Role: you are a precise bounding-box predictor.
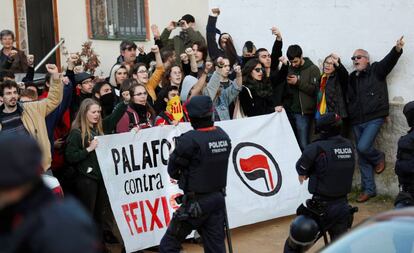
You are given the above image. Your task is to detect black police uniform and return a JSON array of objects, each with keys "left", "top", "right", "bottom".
[
  {"left": 395, "top": 101, "right": 414, "bottom": 208},
  {"left": 0, "top": 134, "right": 99, "bottom": 253},
  {"left": 284, "top": 113, "right": 356, "bottom": 253},
  {"left": 159, "top": 96, "right": 232, "bottom": 253}
]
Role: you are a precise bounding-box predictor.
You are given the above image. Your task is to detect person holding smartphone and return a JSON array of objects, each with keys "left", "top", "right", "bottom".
[
  {"left": 160, "top": 14, "right": 206, "bottom": 64},
  {"left": 282, "top": 45, "right": 320, "bottom": 151}
]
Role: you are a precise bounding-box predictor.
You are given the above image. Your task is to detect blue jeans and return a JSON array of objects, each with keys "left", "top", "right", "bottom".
[
  {"left": 352, "top": 118, "right": 385, "bottom": 196},
  {"left": 287, "top": 113, "right": 311, "bottom": 150}
]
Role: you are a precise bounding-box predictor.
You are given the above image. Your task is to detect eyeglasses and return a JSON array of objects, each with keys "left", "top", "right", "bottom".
[
  {"left": 351, "top": 55, "right": 366, "bottom": 61},
  {"left": 137, "top": 70, "right": 148, "bottom": 74},
  {"left": 254, "top": 67, "right": 264, "bottom": 73},
  {"left": 133, "top": 92, "right": 147, "bottom": 97}
]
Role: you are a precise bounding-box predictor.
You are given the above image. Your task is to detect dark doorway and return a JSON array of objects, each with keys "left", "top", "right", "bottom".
[{"left": 25, "top": 0, "right": 56, "bottom": 73}]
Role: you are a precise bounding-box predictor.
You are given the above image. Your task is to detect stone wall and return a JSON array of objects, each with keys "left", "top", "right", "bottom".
[{"left": 352, "top": 102, "right": 410, "bottom": 197}]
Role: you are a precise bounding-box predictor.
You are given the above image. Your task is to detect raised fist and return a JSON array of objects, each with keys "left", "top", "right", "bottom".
[
  {"left": 216, "top": 57, "right": 224, "bottom": 67},
  {"left": 211, "top": 8, "right": 221, "bottom": 16},
  {"left": 68, "top": 53, "right": 79, "bottom": 63},
  {"left": 330, "top": 53, "right": 340, "bottom": 66},
  {"left": 204, "top": 61, "right": 213, "bottom": 73},
  {"left": 150, "top": 45, "right": 159, "bottom": 53},
  {"left": 167, "top": 21, "right": 176, "bottom": 31},
  {"left": 271, "top": 26, "right": 282, "bottom": 39},
  {"left": 151, "top": 24, "right": 160, "bottom": 38},
  {"left": 137, "top": 45, "right": 145, "bottom": 54},
  {"left": 27, "top": 54, "right": 34, "bottom": 67},
  {"left": 180, "top": 53, "right": 189, "bottom": 63},
  {"left": 233, "top": 64, "right": 241, "bottom": 74},
  {"left": 185, "top": 47, "right": 194, "bottom": 56},
  {"left": 46, "top": 64, "right": 59, "bottom": 74},
  {"left": 279, "top": 56, "right": 288, "bottom": 65}
]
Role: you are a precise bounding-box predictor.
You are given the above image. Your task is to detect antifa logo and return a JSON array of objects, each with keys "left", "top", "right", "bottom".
[{"left": 233, "top": 142, "right": 282, "bottom": 196}]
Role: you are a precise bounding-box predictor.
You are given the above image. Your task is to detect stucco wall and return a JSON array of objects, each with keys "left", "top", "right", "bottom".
[
  {"left": 0, "top": 0, "right": 15, "bottom": 33},
  {"left": 57, "top": 0, "right": 209, "bottom": 75},
  {"left": 209, "top": 0, "right": 414, "bottom": 103},
  {"left": 210, "top": 0, "right": 413, "bottom": 196}
]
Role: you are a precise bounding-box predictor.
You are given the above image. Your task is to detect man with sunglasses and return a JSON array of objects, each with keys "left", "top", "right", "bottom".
[{"left": 347, "top": 36, "right": 405, "bottom": 203}]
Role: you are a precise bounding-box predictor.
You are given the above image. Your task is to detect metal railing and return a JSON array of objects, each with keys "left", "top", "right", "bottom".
[{"left": 34, "top": 38, "right": 65, "bottom": 72}]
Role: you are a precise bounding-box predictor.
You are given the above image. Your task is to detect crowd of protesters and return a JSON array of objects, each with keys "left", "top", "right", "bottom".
[{"left": 0, "top": 8, "right": 405, "bottom": 253}]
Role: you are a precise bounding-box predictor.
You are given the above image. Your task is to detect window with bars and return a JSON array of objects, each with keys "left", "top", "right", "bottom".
[{"left": 89, "top": 0, "right": 147, "bottom": 40}]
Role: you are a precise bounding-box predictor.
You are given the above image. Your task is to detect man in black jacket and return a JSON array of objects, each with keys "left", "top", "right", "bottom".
[{"left": 347, "top": 36, "right": 405, "bottom": 202}]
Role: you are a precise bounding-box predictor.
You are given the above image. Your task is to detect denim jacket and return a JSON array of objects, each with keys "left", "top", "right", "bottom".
[{"left": 203, "top": 71, "right": 242, "bottom": 121}]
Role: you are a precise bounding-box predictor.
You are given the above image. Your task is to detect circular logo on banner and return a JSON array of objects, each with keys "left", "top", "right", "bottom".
[{"left": 232, "top": 142, "right": 282, "bottom": 196}]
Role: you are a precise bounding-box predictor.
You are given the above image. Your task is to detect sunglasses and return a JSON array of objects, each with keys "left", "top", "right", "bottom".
[
  {"left": 133, "top": 91, "right": 147, "bottom": 97},
  {"left": 351, "top": 55, "right": 366, "bottom": 61},
  {"left": 254, "top": 67, "right": 264, "bottom": 73}
]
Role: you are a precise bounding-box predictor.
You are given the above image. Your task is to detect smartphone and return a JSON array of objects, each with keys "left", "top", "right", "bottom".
[{"left": 172, "top": 21, "right": 182, "bottom": 27}]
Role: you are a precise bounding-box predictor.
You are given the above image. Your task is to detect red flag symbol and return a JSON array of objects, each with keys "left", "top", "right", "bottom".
[{"left": 240, "top": 154, "right": 274, "bottom": 191}]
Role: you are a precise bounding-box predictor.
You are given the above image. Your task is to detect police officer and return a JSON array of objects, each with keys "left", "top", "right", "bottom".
[
  {"left": 284, "top": 113, "right": 356, "bottom": 253},
  {"left": 394, "top": 101, "right": 414, "bottom": 208},
  {"left": 159, "top": 96, "right": 232, "bottom": 253},
  {"left": 0, "top": 134, "right": 99, "bottom": 253}
]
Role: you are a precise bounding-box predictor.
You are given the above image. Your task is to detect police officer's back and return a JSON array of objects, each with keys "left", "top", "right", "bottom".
[
  {"left": 160, "top": 96, "right": 231, "bottom": 253},
  {"left": 395, "top": 101, "right": 414, "bottom": 208},
  {"left": 0, "top": 134, "right": 99, "bottom": 253},
  {"left": 297, "top": 114, "right": 355, "bottom": 199},
  {"left": 284, "top": 113, "right": 356, "bottom": 253}
]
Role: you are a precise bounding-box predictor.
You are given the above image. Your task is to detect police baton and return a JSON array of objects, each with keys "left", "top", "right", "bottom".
[{"left": 223, "top": 190, "right": 233, "bottom": 253}]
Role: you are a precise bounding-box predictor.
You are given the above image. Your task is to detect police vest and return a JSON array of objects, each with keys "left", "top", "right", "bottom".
[
  {"left": 308, "top": 136, "right": 355, "bottom": 197},
  {"left": 184, "top": 127, "right": 231, "bottom": 193}
]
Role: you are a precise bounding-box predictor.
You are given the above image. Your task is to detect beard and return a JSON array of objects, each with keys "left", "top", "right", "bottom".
[{"left": 7, "top": 100, "right": 17, "bottom": 107}]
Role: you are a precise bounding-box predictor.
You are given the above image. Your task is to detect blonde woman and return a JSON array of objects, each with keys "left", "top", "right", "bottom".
[{"left": 65, "top": 98, "right": 125, "bottom": 250}]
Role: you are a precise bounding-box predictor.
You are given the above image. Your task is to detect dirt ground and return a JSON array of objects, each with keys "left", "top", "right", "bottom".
[{"left": 174, "top": 196, "right": 394, "bottom": 253}]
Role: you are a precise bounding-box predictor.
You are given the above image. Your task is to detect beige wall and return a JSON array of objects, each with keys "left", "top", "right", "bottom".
[
  {"left": 57, "top": 0, "right": 209, "bottom": 76},
  {"left": 0, "top": 0, "right": 15, "bottom": 33}
]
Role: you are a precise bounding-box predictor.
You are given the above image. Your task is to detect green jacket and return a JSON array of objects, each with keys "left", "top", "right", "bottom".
[
  {"left": 283, "top": 58, "right": 320, "bottom": 115},
  {"left": 160, "top": 28, "right": 206, "bottom": 64},
  {"left": 65, "top": 102, "right": 127, "bottom": 180}
]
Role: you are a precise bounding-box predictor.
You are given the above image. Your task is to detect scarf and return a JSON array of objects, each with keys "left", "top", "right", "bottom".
[
  {"left": 166, "top": 96, "right": 184, "bottom": 121},
  {"left": 315, "top": 74, "right": 327, "bottom": 119},
  {"left": 130, "top": 103, "right": 149, "bottom": 124},
  {"left": 244, "top": 79, "right": 273, "bottom": 98}
]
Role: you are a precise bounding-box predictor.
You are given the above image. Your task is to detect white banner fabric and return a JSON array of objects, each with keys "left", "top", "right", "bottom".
[{"left": 96, "top": 111, "right": 310, "bottom": 252}]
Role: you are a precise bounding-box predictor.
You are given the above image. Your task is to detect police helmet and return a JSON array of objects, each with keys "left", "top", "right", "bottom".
[
  {"left": 316, "top": 113, "right": 341, "bottom": 134},
  {"left": 403, "top": 101, "right": 414, "bottom": 127},
  {"left": 288, "top": 215, "right": 320, "bottom": 249},
  {"left": 0, "top": 134, "right": 42, "bottom": 188}
]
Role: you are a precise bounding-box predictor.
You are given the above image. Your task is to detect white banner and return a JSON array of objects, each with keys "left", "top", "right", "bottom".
[{"left": 96, "top": 111, "right": 310, "bottom": 252}]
